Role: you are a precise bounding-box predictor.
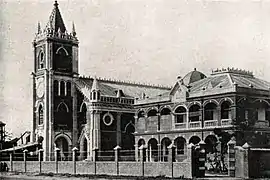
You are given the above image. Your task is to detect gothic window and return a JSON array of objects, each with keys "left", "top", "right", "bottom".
[
  {"left": 60, "top": 81, "right": 65, "bottom": 96},
  {"left": 38, "top": 105, "right": 44, "bottom": 125},
  {"left": 38, "top": 51, "right": 45, "bottom": 69},
  {"left": 54, "top": 80, "right": 59, "bottom": 96},
  {"left": 66, "top": 82, "right": 71, "bottom": 96}
]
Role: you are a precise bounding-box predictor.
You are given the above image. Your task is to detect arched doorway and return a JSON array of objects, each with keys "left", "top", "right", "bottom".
[
  {"left": 55, "top": 136, "right": 70, "bottom": 161},
  {"left": 122, "top": 122, "right": 135, "bottom": 150},
  {"left": 174, "top": 137, "right": 187, "bottom": 162}
]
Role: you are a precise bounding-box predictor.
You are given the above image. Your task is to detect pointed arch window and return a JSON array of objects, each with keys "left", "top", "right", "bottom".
[
  {"left": 38, "top": 105, "right": 44, "bottom": 125},
  {"left": 60, "top": 81, "right": 65, "bottom": 96},
  {"left": 38, "top": 51, "right": 45, "bottom": 69},
  {"left": 66, "top": 82, "right": 71, "bottom": 96}
]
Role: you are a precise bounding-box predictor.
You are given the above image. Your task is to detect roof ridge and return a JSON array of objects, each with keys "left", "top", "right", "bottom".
[{"left": 78, "top": 75, "right": 172, "bottom": 89}]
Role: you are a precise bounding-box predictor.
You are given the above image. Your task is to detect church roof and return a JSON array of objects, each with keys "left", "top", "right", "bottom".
[
  {"left": 75, "top": 77, "right": 171, "bottom": 100},
  {"left": 45, "top": 1, "right": 66, "bottom": 33}
]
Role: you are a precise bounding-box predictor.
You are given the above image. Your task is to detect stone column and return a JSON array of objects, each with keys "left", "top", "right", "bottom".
[
  {"left": 116, "top": 112, "right": 122, "bottom": 146},
  {"left": 227, "top": 139, "right": 236, "bottom": 177},
  {"left": 87, "top": 110, "right": 94, "bottom": 160},
  {"left": 72, "top": 147, "right": 78, "bottom": 175},
  {"left": 135, "top": 144, "right": 139, "bottom": 162},
  {"left": 93, "top": 111, "right": 101, "bottom": 149},
  {"left": 242, "top": 142, "right": 250, "bottom": 179},
  {"left": 31, "top": 73, "right": 36, "bottom": 142},
  {"left": 9, "top": 153, "right": 13, "bottom": 172},
  {"left": 43, "top": 69, "right": 50, "bottom": 161},
  {"left": 72, "top": 83, "right": 78, "bottom": 148},
  {"left": 186, "top": 143, "right": 194, "bottom": 179},
  {"left": 168, "top": 143, "right": 176, "bottom": 178},
  {"left": 157, "top": 143, "right": 161, "bottom": 162},
  {"left": 39, "top": 149, "right": 44, "bottom": 173},
  {"left": 114, "top": 145, "right": 121, "bottom": 175},
  {"left": 139, "top": 145, "right": 146, "bottom": 176},
  {"left": 23, "top": 149, "right": 28, "bottom": 173},
  {"left": 48, "top": 70, "right": 54, "bottom": 161},
  {"left": 217, "top": 107, "right": 221, "bottom": 126},
  {"left": 186, "top": 110, "right": 189, "bottom": 129}
]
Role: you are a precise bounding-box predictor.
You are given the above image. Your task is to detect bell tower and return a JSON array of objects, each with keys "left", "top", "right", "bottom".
[{"left": 32, "top": 1, "right": 79, "bottom": 161}]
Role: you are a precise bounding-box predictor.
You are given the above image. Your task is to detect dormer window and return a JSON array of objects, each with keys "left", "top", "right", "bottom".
[{"left": 38, "top": 51, "right": 45, "bottom": 69}]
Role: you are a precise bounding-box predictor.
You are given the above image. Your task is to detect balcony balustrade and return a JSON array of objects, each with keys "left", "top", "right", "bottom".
[
  {"left": 204, "top": 120, "right": 218, "bottom": 128},
  {"left": 189, "top": 121, "right": 201, "bottom": 129},
  {"left": 221, "top": 119, "right": 232, "bottom": 126}
]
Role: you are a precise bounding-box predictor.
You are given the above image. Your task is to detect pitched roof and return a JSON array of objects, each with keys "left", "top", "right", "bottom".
[
  {"left": 0, "top": 121, "right": 5, "bottom": 126},
  {"left": 45, "top": 1, "right": 66, "bottom": 33},
  {"left": 75, "top": 77, "right": 170, "bottom": 100}
]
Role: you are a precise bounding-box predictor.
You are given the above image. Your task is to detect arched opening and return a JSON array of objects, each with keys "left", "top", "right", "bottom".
[
  {"left": 161, "top": 108, "right": 171, "bottom": 115},
  {"left": 204, "top": 103, "right": 218, "bottom": 120},
  {"left": 38, "top": 105, "right": 44, "bottom": 125},
  {"left": 78, "top": 103, "right": 87, "bottom": 132},
  {"left": 221, "top": 101, "right": 231, "bottom": 119},
  {"left": 189, "top": 104, "right": 201, "bottom": 122},
  {"left": 138, "top": 139, "right": 145, "bottom": 147},
  {"left": 148, "top": 138, "right": 158, "bottom": 162},
  {"left": 83, "top": 138, "right": 87, "bottom": 160},
  {"left": 161, "top": 137, "right": 172, "bottom": 162},
  {"left": 54, "top": 80, "right": 59, "bottom": 96},
  {"left": 189, "top": 136, "right": 201, "bottom": 145},
  {"left": 60, "top": 81, "right": 65, "bottom": 96},
  {"left": 174, "top": 137, "right": 186, "bottom": 155},
  {"left": 55, "top": 137, "right": 70, "bottom": 161},
  {"left": 174, "top": 106, "right": 187, "bottom": 124},
  {"left": 147, "top": 109, "right": 158, "bottom": 132},
  {"left": 122, "top": 122, "right": 135, "bottom": 150},
  {"left": 147, "top": 109, "right": 157, "bottom": 117}
]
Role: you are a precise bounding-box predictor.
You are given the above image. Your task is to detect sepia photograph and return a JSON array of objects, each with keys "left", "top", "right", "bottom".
[{"left": 1, "top": 0, "right": 270, "bottom": 179}]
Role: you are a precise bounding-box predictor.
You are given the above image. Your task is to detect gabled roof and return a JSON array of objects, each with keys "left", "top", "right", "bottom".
[
  {"left": 45, "top": 1, "right": 66, "bottom": 33},
  {"left": 75, "top": 77, "right": 170, "bottom": 100}
]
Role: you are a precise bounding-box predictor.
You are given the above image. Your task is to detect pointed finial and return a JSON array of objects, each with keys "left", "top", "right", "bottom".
[
  {"left": 72, "top": 21, "right": 76, "bottom": 37},
  {"left": 37, "top": 22, "right": 41, "bottom": 34},
  {"left": 54, "top": 1, "right": 59, "bottom": 7}
]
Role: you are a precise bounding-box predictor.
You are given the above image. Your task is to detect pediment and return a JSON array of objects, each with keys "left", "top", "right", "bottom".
[{"left": 170, "top": 81, "right": 188, "bottom": 103}]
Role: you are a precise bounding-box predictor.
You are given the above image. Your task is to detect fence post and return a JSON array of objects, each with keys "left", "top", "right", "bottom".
[
  {"left": 186, "top": 143, "right": 194, "bottom": 179},
  {"left": 72, "top": 147, "right": 78, "bottom": 175},
  {"left": 55, "top": 147, "right": 60, "bottom": 174},
  {"left": 198, "top": 140, "right": 206, "bottom": 178},
  {"left": 227, "top": 138, "right": 236, "bottom": 177},
  {"left": 139, "top": 145, "right": 146, "bottom": 177},
  {"left": 9, "top": 153, "right": 13, "bottom": 172},
  {"left": 242, "top": 142, "right": 250, "bottom": 179},
  {"left": 135, "top": 144, "right": 139, "bottom": 161},
  {"left": 114, "top": 145, "right": 121, "bottom": 176},
  {"left": 168, "top": 143, "right": 176, "bottom": 178},
  {"left": 23, "top": 149, "right": 28, "bottom": 173},
  {"left": 38, "top": 149, "right": 44, "bottom": 174},
  {"left": 92, "top": 148, "right": 98, "bottom": 175}
]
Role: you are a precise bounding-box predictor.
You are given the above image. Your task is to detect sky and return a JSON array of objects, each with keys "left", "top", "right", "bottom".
[{"left": 1, "top": 0, "right": 270, "bottom": 137}]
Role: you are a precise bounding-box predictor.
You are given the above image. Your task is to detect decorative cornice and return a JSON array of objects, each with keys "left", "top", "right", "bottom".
[{"left": 211, "top": 67, "right": 253, "bottom": 77}]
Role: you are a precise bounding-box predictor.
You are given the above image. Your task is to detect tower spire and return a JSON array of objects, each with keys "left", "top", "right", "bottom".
[
  {"left": 72, "top": 21, "right": 76, "bottom": 37},
  {"left": 45, "top": 0, "right": 66, "bottom": 33}
]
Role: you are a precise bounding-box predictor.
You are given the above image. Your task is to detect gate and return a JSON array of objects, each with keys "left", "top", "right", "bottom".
[{"left": 192, "top": 145, "right": 206, "bottom": 177}]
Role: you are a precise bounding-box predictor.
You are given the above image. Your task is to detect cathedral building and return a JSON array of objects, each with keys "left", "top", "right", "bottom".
[{"left": 32, "top": 1, "right": 270, "bottom": 161}]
